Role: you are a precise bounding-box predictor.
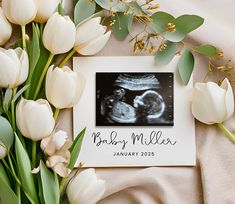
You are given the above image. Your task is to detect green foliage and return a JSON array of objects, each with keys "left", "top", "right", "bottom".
[
  {"left": 40, "top": 161, "right": 60, "bottom": 204},
  {"left": 74, "top": 0, "right": 96, "bottom": 25},
  {"left": 194, "top": 44, "right": 217, "bottom": 56},
  {"left": 0, "top": 116, "right": 14, "bottom": 149},
  {"left": 68, "top": 128, "right": 86, "bottom": 170},
  {"left": 95, "top": 0, "right": 127, "bottom": 12},
  {"left": 0, "top": 163, "right": 10, "bottom": 186},
  {"left": 3, "top": 89, "right": 12, "bottom": 113},
  {"left": 150, "top": 11, "right": 175, "bottom": 33},
  {"left": 155, "top": 41, "right": 178, "bottom": 65},
  {"left": 0, "top": 177, "right": 19, "bottom": 204},
  {"left": 178, "top": 49, "right": 195, "bottom": 85},
  {"left": 164, "top": 15, "right": 204, "bottom": 42},
  {"left": 15, "top": 134, "right": 39, "bottom": 204},
  {"left": 112, "top": 13, "right": 133, "bottom": 41}
]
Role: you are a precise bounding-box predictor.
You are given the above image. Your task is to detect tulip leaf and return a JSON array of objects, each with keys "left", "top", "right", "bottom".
[
  {"left": 0, "top": 163, "right": 10, "bottom": 186},
  {"left": 0, "top": 116, "right": 14, "bottom": 149},
  {"left": 74, "top": 0, "right": 96, "bottom": 25},
  {"left": 0, "top": 177, "right": 19, "bottom": 204},
  {"left": 178, "top": 49, "right": 195, "bottom": 85},
  {"left": 193, "top": 44, "right": 217, "bottom": 56},
  {"left": 40, "top": 161, "right": 60, "bottom": 204},
  {"left": 155, "top": 41, "right": 178, "bottom": 65},
  {"left": 12, "top": 85, "right": 30, "bottom": 104},
  {"left": 15, "top": 134, "right": 39, "bottom": 204},
  {"left": 68, "top": 128, "right": 86, "bottom": 170},
  {"left": 112, "top": 13, "right": 133, "bottom": 41},
  {"left": 164, "top": 15, "right": 204, "bottom": 42},
  {"left": 95, "top": 0, "right": 128, "bottom": 12},
  {"left": 150, "top": 11, "right": 175, "bottom": 34},
  {"left": 27, "top": 41, "right": 50, "bottom": 99},
  {"left": 3, "top": 89, "right": 12, "bottom": 113}
]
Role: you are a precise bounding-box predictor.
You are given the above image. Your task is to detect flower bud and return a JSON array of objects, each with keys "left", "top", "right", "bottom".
[
  {"left": 2, "top": 0, "right": 37, "bottom": 26},
  {"left": 0, "top": 47, "right": 29, "bottom": 88},
  {"left": 67, "top": 169, "right": 106, "bottom": 204},
  {"left": 192, "top": 78, "right": 234, "bottom": 124},
  {"left": 16, "top": 98, "right": 55, "bottom": 141},
  {"left": 0, "top": 143, "right": 7, "bottom": 159},
  {"left": 0, "top": 7, "right": 12, "bottom": 46},
  {"left": 74, "top": 17, "right": 111, "bottom": 55},
  {"left": 35, "top": 0, "right": 60, "bottom": 23},
  {"left": 46, "top": 65, "right": 85, "bottom": 109},
  {"left": 43, "top": 13, "right": 76, "bottom": 55}
]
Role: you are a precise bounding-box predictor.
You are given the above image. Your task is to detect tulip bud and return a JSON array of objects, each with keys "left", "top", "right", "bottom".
[
  {"left": 2, "top": 0, "right": 37, "bottom": 26},
  {"left": 0, "top": 47, "right": 29, "bottom": 88},
  {"left": 16, "top": 98, "right": 55, "bottom": 141},
  {"left": 43, "top": 13, "right": 76, "bottom": 55},
  {"left": 35, "top": 0, "right": 60, "bottom": 23},
  {"left": 0, "top": 7, "right": 12, "bottom": 46},
  {"left": 192, "top": 78, "right": 234, "bottom": 125},
  {"left": 0, "top": 143, "right": 7, "bottom": 159},
  {"left": 74, "top": 17, "right": 111, "bottom": 55},
  {"left": 45, "top": 65, "right": 85, "bottom": 109},
  {"left": 67, "top": 169, "right": 106, "bottom": 204}
]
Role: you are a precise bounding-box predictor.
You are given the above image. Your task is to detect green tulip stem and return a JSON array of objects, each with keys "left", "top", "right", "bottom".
[
  {"left": 59, "top": 48, "right": 77, "bottom": 68},
  {"left": 11, "top": 88, "right": 17, "bottom": 131},
  {"left": 32, "top": 141, "right": 37, "bottom": 168},
  {"left": 54, "top": 108, "right": 60, "bottom": 121},
  {"left": 7, "top": 154, "right": 21, "bottom": 185},
  {"left": 218, "top": 123, "right": 235, "bottom": 144},
  {"left": 33, "top": 53, "right": 54, "bottom": 100},
  {"left": 59, "top": 176, "right": 67, "bottom": 193},
  {"left": 21, "top": 25, "right": 27, "bottom": 51},
  {"left": 40, "top": 23, "right": 44, "bottom": 37}
]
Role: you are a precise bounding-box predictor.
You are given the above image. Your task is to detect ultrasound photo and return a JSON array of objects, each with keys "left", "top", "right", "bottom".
[{"left": 96, "top": 73, "right": 174, "bottom": 126}]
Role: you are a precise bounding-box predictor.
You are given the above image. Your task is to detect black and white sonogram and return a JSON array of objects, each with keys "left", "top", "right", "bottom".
[{"left": 96, "top": 73, "right": 174, "bottom": 126}]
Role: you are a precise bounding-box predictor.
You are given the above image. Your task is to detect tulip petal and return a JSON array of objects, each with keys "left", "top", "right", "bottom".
[
  {"left": 75, "top": 17, "right": 106, "bottom": 46},
  {"left": 220, "top": 78, "right": 234, "bottom": 120},
  {"left": 192, "top": 82, "right": 227, "bottom": 124},
  {"left": 0, "top": 7, "right": 12, "bottom": 46},
  {"left": 77, "top": 31, "right": 111, "bottom": 55}
]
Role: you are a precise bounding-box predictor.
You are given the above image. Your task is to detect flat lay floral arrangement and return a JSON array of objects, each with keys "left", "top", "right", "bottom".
[{"left": 0, "top": 0, "right": 235, "bottom": 203}]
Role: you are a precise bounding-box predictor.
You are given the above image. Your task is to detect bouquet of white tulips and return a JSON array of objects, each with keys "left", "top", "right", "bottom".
[{"left": 1, "top": 0, "right": 233, "bottom": 203}]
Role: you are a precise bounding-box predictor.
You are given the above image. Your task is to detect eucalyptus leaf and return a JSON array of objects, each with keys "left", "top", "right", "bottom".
[
  {"left": 0, "top": 163, "right": 10, "bottom": 186},
  {"left": 112, "top": 13, "right": 133, "bottom": 41},
  {"left": 150, "top": 11, "right": 175, "bottom": 33},
  {"left": 194, "top": 44, "right": 217, "bottom": 56},
  {"left": 164, "top": 15, "right": 204, "bottom": 42},
  {"left": 0, "top": 177, "right": 19, "bottom": 204},
  {"left": 0, "top": 116, "right": 14, "bottom": 149},
  {"left": 40, "top": 161, "right": 60, "bottom": 204},
  {"left": 74, "top": 0, "right": 96, "bottom": 25},
  {"left": 95, "top": 0, "right": 127, "bottom": 12},
  {"left": 155, "top": 41, "right": 177, "bottom": 65},
  {"left": 68, "top": 128, "right": 86, "bottom": 170},
  {"left": 178, "top": 49, "right": 195, "bottom": 85},
  {"left": 15, "top": 134, "right": 39, "bottom": 204}
]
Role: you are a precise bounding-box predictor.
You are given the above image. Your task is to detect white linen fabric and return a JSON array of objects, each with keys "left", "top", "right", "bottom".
[{"left": 58, "top": 0, "right": 235, "bottom": 203}]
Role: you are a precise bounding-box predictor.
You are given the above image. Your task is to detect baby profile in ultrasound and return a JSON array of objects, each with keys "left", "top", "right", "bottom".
[{"left": 96, "top": 73, "right": 174, "bottom": 126}]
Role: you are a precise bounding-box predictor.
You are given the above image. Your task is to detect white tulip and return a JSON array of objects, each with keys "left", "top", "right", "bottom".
[
  {"left": 35, "top": 0, "right": 60, "bottom": 23},
  {"left": 41, "top": 130, "right": 72, "bottom": 156},
  {"left": 74, "top": 17, "right": 111, "bottom": 55},
  {"left": 192, "top": 78, "right": 234, "bottom": 125},
  {"left": 2, "top": 0, "right": 37, "bottom": 26},
  {"left": 0, "top": 142, "right": 7, "bottom": 159},
  {"left": 16, "top": 98, "right": 55, "bottom": 141},
  {"left": 43, "top": 12, "right": 76, "bottom": 55},
  {"left": 0, "top": 7, "right": 12, "bottom": 46},
  {"left": 0, "top": 47, "right": 29, "bottom": 88},
  {"left": 46, "top": 65, "right": 85, "bottom": 109},
  {"left": 67, "top": 169, "right": 106, "bottom": 204},
  {"left": 136, "top": 0, "right": 160, "bottom": 15}
]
